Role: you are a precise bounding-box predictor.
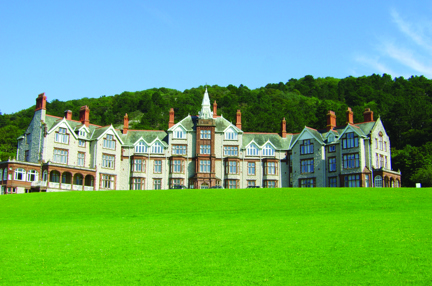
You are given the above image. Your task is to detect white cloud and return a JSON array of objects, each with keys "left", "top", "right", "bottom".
[{"left": 356, "top": 8, "right": 432, "bottom": 78}]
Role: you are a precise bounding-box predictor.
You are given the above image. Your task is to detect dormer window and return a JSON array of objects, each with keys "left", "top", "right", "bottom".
[
  {"left": 328, "top": 134, "right": 334, "bottom": 143},
  {"left": 225, "top": 128, "right": 238, "bottom": 140},
  {"left": 173, "top": 127, "right": 186, "bottom": 139},
  {"left": 151, "top": 141, "right": 163, "bottom": 154},
  {"left": 262, "top": 144, "right": 275, "bottom": 156},
  {"left": 103, "top": 134, "right": 116, "bottom": 149},
  {"left": 246, "top": 143, "right": 259, "bottom": 156},
  {"left": 55, "top": 127, "right": 69, "bottom": 144},
  {"left": 79, "top": 130, "right": 87, "bottom": 137},
  {"left": 135, "top": 141, "right": 148, "bottom": 153}
]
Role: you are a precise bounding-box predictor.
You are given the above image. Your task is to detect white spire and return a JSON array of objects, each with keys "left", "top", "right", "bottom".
[{"left": 198, "top": 87, "right": 213, "bottom": 119}]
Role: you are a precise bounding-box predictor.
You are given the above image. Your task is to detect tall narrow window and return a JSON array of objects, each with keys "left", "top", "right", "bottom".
[
  {"left": 173, "top": 127, "right": 186, "bottom": 139},
  {"left": 329, "top": 157, "right": 336, "bottom": 172},
  {"left": 225, "top": 128, "right": 237, "bottom": 140},
  {"left": 227, "top": 161, "right": 237, "bottom": 174},
  {"left": 55, "top": 127, "right": 69, "bottom": 144},
  {"left": 154, "top": 179, "right": 162, "bottom": 190},
  {"left": 172, "top": 160, "right": 182, "bottom": 173},
  {"left": 247, "top": 162, "right": 256, "bottom": 175},
  {"left": 301, "top": 159, "right": 314, "bottom": 173},
  {"left": 154, "top": 160, "right": 162, "bottom": 173},
  {"left": 300, "top": 140, "right": 313, "bottom": 154},
  {"left": 77, "top": 152, "right": 85, "bottom": 167},
  {"left": 103, "top": 134, "right": 115, "bottom": 149},
  {"left": 342, "top": 133, "right": 358, "bottom": 149},
  {"left": 265, "top": 162, "right": 276, "bottom": 175},
  {"left": 151, "top": 142, "right": 163, "bottom": 154},
  {"left": 200, "top": 160, "right": 210, "bottom": 173}
]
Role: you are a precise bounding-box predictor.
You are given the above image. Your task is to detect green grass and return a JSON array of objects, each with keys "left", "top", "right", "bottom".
[{"left": 1, "top": 188, "right": 431, "bottom": 285}]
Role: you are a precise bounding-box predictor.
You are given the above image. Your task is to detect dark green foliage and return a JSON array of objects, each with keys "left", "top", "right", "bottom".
[{"left": 1, "top": 74, "right": 432, "bottom": 186}]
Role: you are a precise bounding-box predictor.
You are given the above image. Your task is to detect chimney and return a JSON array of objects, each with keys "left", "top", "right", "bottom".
[
  {"left": 79, "top": 105, "right": 90, "bottom": 127},
  {"left": 168, "top": 108, "right": 175, "bottom": 129},
  {"left": 326, "top": 110, "right": 336, "bottom": 131},
  {"left": 123, "top": 113, "right": 129, "bottom": 134},
  {"left": 281, "top": 118, "right": 287, "bottom": 138},
  {"left": 35, "top": 93, "right": 47, "bottom": 111},
  {"left": 64, "top": 110, "right": 72, "bottom": 120},
  {"left": 346, "top": 107, "right": 354, "bottom": 124},
  {"left": 363, "top": 108, "right": 374, "bottom": 122},
  {"left": 236, "top": 110, "right": 242, "bottom": 130},
  {"left": 213, "top": 101, "right": 217, "bottom": 118}
]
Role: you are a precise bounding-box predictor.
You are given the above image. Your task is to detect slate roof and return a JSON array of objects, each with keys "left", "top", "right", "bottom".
[
  {"left": 118, "top": 130, "right": 168, "bottom": 146},
  {"left": 242, "top": 133, "right": 291, "bottom": 150}
]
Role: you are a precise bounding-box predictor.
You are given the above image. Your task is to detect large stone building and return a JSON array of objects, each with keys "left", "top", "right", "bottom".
[{"left": 0, "top": 90, "right": 401, "bottom": 194}]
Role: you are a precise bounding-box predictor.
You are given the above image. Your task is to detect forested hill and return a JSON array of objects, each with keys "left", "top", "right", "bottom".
[{"left": 1, "top": 74, "right": 432, "bottom": 186}]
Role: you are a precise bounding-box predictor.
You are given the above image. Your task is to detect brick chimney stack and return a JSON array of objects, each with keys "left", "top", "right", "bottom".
[
  {"left": 346, "top": 107, "right": 354, "bottom": 124},
  {"left": 326, "top": 110, "right": 336, "bottom": 131},
  {"left": 236, "top": 110, "right": 242, "bottom": 130},
  {"left": 168, "top": 108, "right": 175, "bottom": 128},
  {"left": 35, "top": 93, "right": 47, "bottom": 111},
  {"left": 281, "top": 118, "right": 287, "bottom": 138},
  {"left": 123, "top": 113, "right": 129, "bottom": 134},
  {"left": 363, "top": 108, "right": 374, "bottom": 122},
  {"left": 213, "top": 101, "right": 217, "bottom": 118},
  {"left": 64, "top": 110, "right": 72, "bottom": 120},
  {"left": 79, "top": 106, "right": 90, "bottom": 127}
]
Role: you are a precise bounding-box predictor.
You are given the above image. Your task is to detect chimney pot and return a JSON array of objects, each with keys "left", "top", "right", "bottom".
[
  {"left": 236, "top": 110, "right": 242, "bottom": 130},
  {"left": 281, "top": 117, "right": 287, "bottom": 138},
  {"left": 346, "top": 107, "right": 354, "bottom": 124},
  {"left": 79, "top": 105, "right": 90, "bottom": 127},
  {"left": 123, "top": 113, "right": 129, "bottom": 134},
  {"left": 326, "top": 110, "right": 336, "bottom": 131},
  {"left": 363, "top": 108, "right": 374, "bottom": 122},
  {"left": 64, "top": 110, "right": 72, "bottom": 120},
  {"left": 168, "top": 108, "right": 175, "bottom": 128}
]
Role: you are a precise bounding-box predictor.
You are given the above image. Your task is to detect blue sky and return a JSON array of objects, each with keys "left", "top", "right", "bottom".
[{"left": 1, "top": 0, "right": 431, "bottom": 114}]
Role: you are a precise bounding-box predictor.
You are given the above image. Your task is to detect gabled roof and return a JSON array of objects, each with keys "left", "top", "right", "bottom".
[
  {"left": 95, "top": 125, "right": 125, "bottom": 145},
  {"left": 242, "top": 133, "right": 291, "bottom": 150},
  {"left": 290, "top": 127, "right": 325, "bottom": 148},
  {"left": 118, "top": 129, "right": 168, "bottom": 146},
  {"left": 338, "top": 124, "right": 368, "bottom": 139}
]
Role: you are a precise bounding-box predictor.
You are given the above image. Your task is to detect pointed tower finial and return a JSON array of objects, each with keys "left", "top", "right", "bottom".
[{"left": 198, "top": 87, "right": 213, "bottom": 119}]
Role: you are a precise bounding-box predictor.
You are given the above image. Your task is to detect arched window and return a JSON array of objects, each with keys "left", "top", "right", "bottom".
[
  {"left": 225, "top": 128, "right": 238, "bottom": 140},
  {"left": 173, "top": 127, "right": 186, "bottom": 139},
  {"left": 27, "top": 170, "right": 39, "bottom": 182},
  {"left": 246, "top": 143, "right": 259, "bottom": 156},
  {"left": 14, "top": 168, "right": 26, "bottom": 181},
  {"left": 151, "top": 141, "right": 163, "bottom": 154},
  {"left": 375, "top": 175, "right": 383, "bottom": 188},
  {"left": 135, "top": 141, "right": 148, "bottom": 153},
  {"left": 50, "top": 171, "right": 60, "bottom": 183},
  {"left": 262, "top": 144, "right": 275, "bottom": 156}
]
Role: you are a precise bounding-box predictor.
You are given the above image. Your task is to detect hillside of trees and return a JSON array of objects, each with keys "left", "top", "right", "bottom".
[{"left": 1, "top": 74, "right": 432, "bottom": 187}]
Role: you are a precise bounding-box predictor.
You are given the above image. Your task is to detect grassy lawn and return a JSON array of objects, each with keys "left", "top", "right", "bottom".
[{"left": 0, "top": 187, "right": 431, "bottom": 285}]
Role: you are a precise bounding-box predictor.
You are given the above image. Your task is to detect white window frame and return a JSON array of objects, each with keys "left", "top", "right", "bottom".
[
  {"left": 55, "top": 127, "right": 69, "bottom": 144},
  {"left": 200, "top": 160, "right": 211, "bottom": 173},
  {"left": 246, "top": 143, "right": 259, "bottom": 156},
  {"left": 262, "top": 144, "right": 275, "bottom": 156},
  {"left": 151, "top": 142, "right": 163, "bottom": 154},
  {"left": 173, "top": 127, "right": 186, "bottom": 139},
  {"left": 225, "top": 128, "right": 238, "bottom": 140},
  {"left": 103, "top": 134, "right": 116, "bottom": 150},
  {"left": 14, "top": 168, "right": 26, "bottom": 181},
  {"left": 200, "top": 145, "right": 211, "bottom": 154},
  {"left": 200, "top": 130, "right": 211, "bottom": 139},
  {"left": 53, "top": 149, "right": 68, "bottom": 164},
  {"left": 135, "top": 141, "right": 148, "bottom": 153},
  {"left": 102, "top": 154, "right": 115, "bottom": 169},
  {"left": 77, "top": 152, "right": 85, "bottom": 167}
]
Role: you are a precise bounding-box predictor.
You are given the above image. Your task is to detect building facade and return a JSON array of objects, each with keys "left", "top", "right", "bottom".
[{"left": 0, "top": 90, "right": 401, "bottom": 194}]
